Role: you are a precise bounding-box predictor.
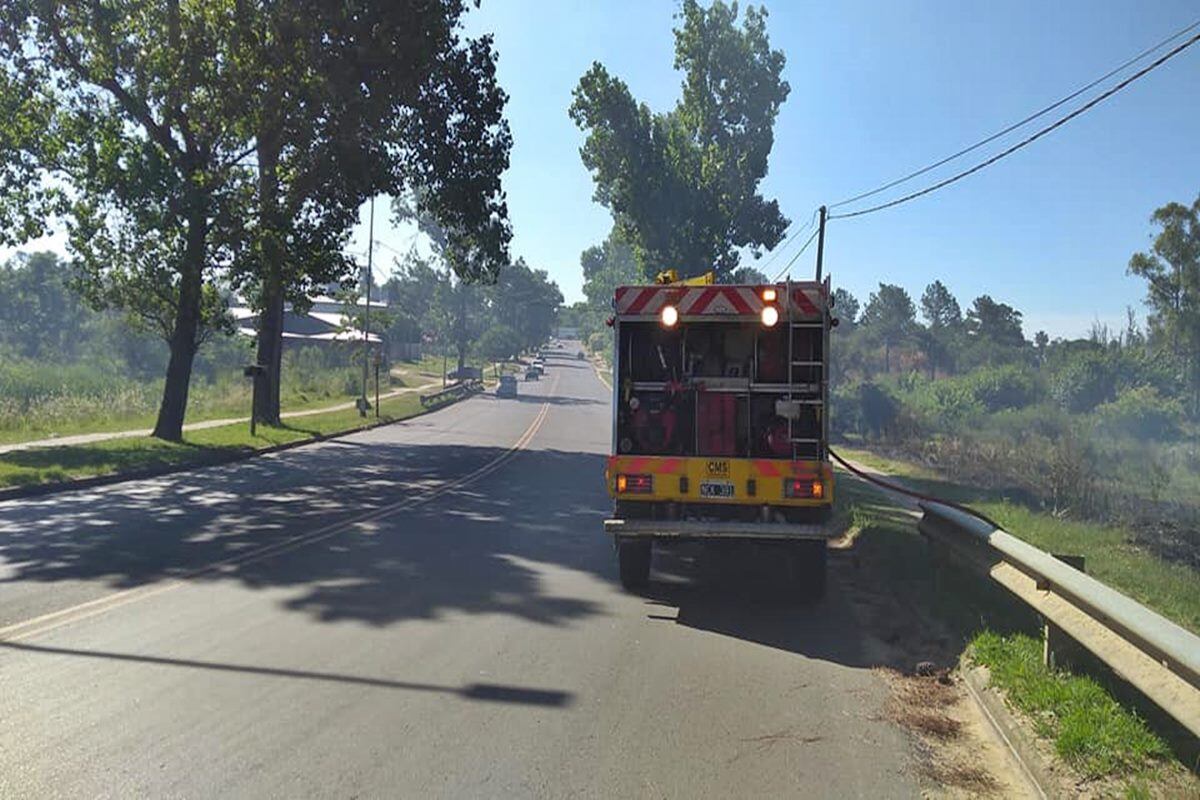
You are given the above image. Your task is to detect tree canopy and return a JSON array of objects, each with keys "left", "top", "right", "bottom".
[{"left": 569, "top": 0, "right": 789, "bottom": 280}]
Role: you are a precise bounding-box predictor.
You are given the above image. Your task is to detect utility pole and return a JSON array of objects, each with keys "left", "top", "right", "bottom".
[
  {"left": 360, "top": 197, "right": 374, "bottom": 416},
  {"left": 815, "top": 205, "right": 827, "bottom": 283}
]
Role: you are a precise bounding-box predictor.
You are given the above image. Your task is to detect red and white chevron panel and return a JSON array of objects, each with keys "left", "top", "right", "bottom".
[{"left": 614, "top": 284, "right": 825, "bottom": 319}]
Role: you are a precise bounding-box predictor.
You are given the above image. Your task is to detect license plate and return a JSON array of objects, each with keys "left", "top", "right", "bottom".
[{"left": 699, "top": 481, "right": 735, "bottom": 498}]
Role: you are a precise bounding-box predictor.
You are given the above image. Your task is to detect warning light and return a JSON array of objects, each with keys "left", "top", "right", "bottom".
[
  {"left": 616, "top": 474, "right": 653, "bottom": 494},
  {"left": 761, "top": 288, "right": 777, "bottom": 302},
  {"left": 784, "top": 478, "right": 823, "bottom": 498},
  {"left": 761, "top": 305, "right": 779, "bottom": 327},
  {"left": 661, "top": 305, "right": 679, "bottom": 327}
]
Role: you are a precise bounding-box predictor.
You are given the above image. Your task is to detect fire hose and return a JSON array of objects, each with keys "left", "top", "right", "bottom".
[{"left": 827, "top": 446, "right": 1002, "bottom": 531}]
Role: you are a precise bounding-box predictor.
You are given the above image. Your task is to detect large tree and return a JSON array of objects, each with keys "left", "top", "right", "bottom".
[
  {"left": 860, "top": 283, "right": 916, "bottom": 373},
  {"left": 237, "top": 3, "right": 512, "bottom": 425},
  {"left": 0, "top": 1, "right": 252, "bottom": 440},
  {"left": 1128, "top": 193, "right": 1200, "bottom": 412},
  {"left": 569, "top": 0, "right": 789, "bottom": 280}
]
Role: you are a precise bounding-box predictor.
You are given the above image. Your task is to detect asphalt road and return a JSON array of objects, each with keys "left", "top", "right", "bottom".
[{"left": 0, "top": 345, "right": 922, "bottom": 798}]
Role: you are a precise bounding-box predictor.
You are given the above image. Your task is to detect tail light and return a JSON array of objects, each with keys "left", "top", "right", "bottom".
[
  {"left": 616, "top": 474, "right": 653, "bottom": 494},
  {"left": 784, "top": 478, "right": 823, "bottom": 499}
]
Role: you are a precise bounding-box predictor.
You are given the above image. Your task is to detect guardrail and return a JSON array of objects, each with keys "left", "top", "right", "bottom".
[
  {"left": 420, "top": 379, "right": 483, "bottom": 408},
  {"left": 918, "top": 501, "right": 1200, "bottom": 740}
]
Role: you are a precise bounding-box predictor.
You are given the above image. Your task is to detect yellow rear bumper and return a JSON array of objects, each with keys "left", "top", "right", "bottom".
[{"left": 605, "top": 455, "right": 833, "bottom": 507}]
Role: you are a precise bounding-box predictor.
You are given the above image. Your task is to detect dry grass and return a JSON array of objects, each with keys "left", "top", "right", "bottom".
[{"left": 877, "top": 668, "right": 1000, "bottom": 795}]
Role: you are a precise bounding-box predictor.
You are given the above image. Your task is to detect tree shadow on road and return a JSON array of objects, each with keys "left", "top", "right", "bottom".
[{"left": 0, "top": 428, "right": 950, "bottom": 678}]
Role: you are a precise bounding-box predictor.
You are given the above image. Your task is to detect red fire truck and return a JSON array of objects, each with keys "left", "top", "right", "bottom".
[{"left": 603, "top": 271, "right": 835, "bottom": 598}]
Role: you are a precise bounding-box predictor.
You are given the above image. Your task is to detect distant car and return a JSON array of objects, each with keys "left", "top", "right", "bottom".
[
  {"left": 532, "top": 358, "right": 546, "bottom": 372},
  {"left": 496, "top": 374, "right": 518, "bottom": 397},
  {"left": 525, "top": 366, "right": 540, "bottom": 381},
  {"left": 576, "top": 351, "right": 586, "bottom": 360}
]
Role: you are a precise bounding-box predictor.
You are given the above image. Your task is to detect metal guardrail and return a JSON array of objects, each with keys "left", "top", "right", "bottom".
[
  {"left": 420, "top": 379, "right": 483, "bottom": 408},
  {"left": 918, "top": 501, "right": 1200, "bottom": 739}
]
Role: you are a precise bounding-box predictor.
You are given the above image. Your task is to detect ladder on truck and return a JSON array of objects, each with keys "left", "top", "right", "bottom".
[{"left": 785, "top": 279, "right": 827, "bottom": 461}]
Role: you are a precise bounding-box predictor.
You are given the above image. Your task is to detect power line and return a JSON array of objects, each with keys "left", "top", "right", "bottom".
[
  {"left": 829, "top": 30, "right": 1200, "bottom": 221},
  {"left": 772, "top": 226, "right": 820, "bottom": 281},
  {"left": 828, "top": 16, "right": 1200, "bottom": 211},
  {"left": 757, "top": 207, "right": 819, "bottom": 275}
]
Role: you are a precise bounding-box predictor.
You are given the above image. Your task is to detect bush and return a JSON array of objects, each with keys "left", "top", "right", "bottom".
[
  {"left": 1091, "top": 386, "right": 1184, "bottom": 441},
  {"left": 1049, "top": 350, "right": 1117, "bottom": 413},
  {"left": 858, "top": 381, "right": 899, "bottom": 439},
  {"left": 587, "top": 330, "right": 609, "bottom": 356},
  {"left": 963, "top": 365, "right": 1041, "bottom": 412}
]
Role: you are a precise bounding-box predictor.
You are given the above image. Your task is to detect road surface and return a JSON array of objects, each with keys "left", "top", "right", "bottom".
[{"left": 1, "top": 346, "right": 926, "bottom": 798}]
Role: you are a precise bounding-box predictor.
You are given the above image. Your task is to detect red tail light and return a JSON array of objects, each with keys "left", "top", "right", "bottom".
[
  {"left": 616, "top": 474, "right": 653, "bottom": 494},
  {"left": 784, "top": 478, "right": 823, "bottom": 499}
]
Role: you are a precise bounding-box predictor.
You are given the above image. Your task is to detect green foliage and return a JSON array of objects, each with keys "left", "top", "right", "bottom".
[
  {"left": 860, "top": 283, "right": 916, "bottom": 372},
  {"left": 1127, "top": 194, "right": 1200, "bottom": 413},
  {"left": 476, "top": 325, "right": 522, "bottom": 362},
  {"left": 1091, "top": 386, "right": 1184, "bottom": 441},
  {"left": 569, "top": 0, "right": 789, "bottom": 279},
  {"left": 1049, "top": 348, "right": 1118, "bottom": 412},
  {"left": 970, "top": 631, "right": 1168, "bottom": 777}
]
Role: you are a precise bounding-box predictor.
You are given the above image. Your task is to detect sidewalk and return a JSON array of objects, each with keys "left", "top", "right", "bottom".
[{"left": 0, "top": 381, "right": 442, "bottom": 455}]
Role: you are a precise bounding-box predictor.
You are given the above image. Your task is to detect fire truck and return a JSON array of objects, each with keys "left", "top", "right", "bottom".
[{"left": 603, "top": 270, "right": 836, "bottom": 598}]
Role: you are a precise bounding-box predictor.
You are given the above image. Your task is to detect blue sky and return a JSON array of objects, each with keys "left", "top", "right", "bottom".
[
  {"left": 7, "top": 1, "right": 1198, "bottom": 339},
  {"left": 362, "top": 0, "right": 1200, "bottom": 339}
]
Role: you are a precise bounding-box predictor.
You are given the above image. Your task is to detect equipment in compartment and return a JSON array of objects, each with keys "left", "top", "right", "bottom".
[{"left": 697, "top": 393, "right": 736, "bottom": 456}]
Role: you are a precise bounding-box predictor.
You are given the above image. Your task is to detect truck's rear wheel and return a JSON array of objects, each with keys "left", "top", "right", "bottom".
[
  {"left": 617, "top": 538, "right": 652, "bottom": 591},
  {"left": 790, "top": 540, "right": 827, "bottom": 603}
]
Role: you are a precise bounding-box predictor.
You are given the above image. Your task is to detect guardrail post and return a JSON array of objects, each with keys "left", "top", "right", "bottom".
[{"left": 1043, "top": 553, "right": 1087, "bottom": 671}]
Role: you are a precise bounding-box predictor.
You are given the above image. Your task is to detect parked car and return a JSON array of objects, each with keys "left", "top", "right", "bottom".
[{"left": 496, "top": 374, "right": 518, "bottom": 397}]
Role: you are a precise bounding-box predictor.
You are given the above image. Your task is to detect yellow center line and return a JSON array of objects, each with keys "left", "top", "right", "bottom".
[{"left": 0, "top": 378, "right": 559, "bottom": 644}]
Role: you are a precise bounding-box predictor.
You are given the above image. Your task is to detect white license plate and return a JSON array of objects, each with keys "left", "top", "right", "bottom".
[{"left": 699, "top": 481, "right": 735, "bottom": 498}]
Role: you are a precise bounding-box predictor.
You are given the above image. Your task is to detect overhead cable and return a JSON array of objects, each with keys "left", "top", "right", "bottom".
[
  {"left": 828, "top": 17, "right": 1200, "bottom": 211},
  {"left": 829, "top": 31, "right": 1200, "bottom": 220}
]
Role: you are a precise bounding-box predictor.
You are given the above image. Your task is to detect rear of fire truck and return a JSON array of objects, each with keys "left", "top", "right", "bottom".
[{"left": 603, "top": 273, "right": 835, "bottom": 598}]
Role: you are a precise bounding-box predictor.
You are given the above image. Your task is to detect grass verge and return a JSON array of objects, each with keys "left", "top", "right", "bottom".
[
  {"left": 0, "top": 390, "right": 457, "bottom": 491},
  {"left": 831, "top": 471, "right": 1195, "bottom": 795},
  {"left": 970, "top": 631, "right": 1170, "bottom": 780},
  {"left": 836, "top": 445, "right": 1200, "bottom": 635}
]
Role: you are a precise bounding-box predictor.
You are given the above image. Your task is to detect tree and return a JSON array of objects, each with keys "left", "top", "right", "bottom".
[
  {"left": 0, "top": 1, "right": 251, "bottom": 440},
  {"left": 965, "top": 294, "right": 1025, "bottom": 355},
  {"left": 832, "top": 288, "right": 860, "bottom": 328},
  {"left": 569, "top": 0, "right": 789, "bottom": 280},
  {"left": 920, "top": 280, "right": 961, "bottom": 329},
  {"left": 729, "top": 266, "right": 769, "bottom": 284},
  {"left": 920, "top": 280, "right": 961, "bottom": 378},
  {"left": 0, "top": 252, "right": 90, "bottom": 360},
  {"left": 860, "top": 283, "right": 916, "bottom": 373},
  {"left": 1128, "top": 194, "right": 1200, "bottom": 412},
  {"left": 1034, "top": 330, "right": 1050, "bottom": 365},
  {"left": 238, "top": 4, "right": 513, "bottom": 425}
]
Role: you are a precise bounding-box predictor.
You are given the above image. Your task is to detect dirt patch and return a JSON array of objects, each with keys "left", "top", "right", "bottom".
[{"left": 877, "top": 668, "right": 1012, "bottom": 796}]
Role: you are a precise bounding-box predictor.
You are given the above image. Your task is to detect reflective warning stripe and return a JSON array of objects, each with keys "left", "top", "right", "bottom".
[{"left": 614, "top": 284, "right": 824, "bottom": 318}]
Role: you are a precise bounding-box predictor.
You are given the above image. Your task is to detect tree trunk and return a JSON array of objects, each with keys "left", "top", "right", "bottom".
[
  {"left": 252, "top": 133, "right": 284, "bottom": 426},
  {"left": 152, "top": 200, "right": 207, "bottom": 441},
  {"left": 883, "top": 340, "right": 891, "bottom": 373}
]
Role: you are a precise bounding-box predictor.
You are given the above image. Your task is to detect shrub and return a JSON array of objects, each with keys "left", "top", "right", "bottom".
[
  {"left": 963, "top": 365, "right": 1042, "bottom": 412},
  {"left": 1050, "top": 350, "right": 1117, "bottom": 412},
  {"left": 858, "top": 381, "right": 898, "bottom": 439},
  {"left": 1091, "top": 386, "right": 1184, "bottom": 441}
]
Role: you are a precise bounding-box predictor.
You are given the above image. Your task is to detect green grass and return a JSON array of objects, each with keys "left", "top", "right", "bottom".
[
  {"left": 0, "top": 390, "right": 450, "bottom": 490},
  {"left": 836, "top": 446, "right": 1200, "bottom": 635},
  {"left": 970, "top": 631, "right": 1170, "bottom": 778},
  {"left": 830, "top": 472, "right": 1192, "bottom": 793}
]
